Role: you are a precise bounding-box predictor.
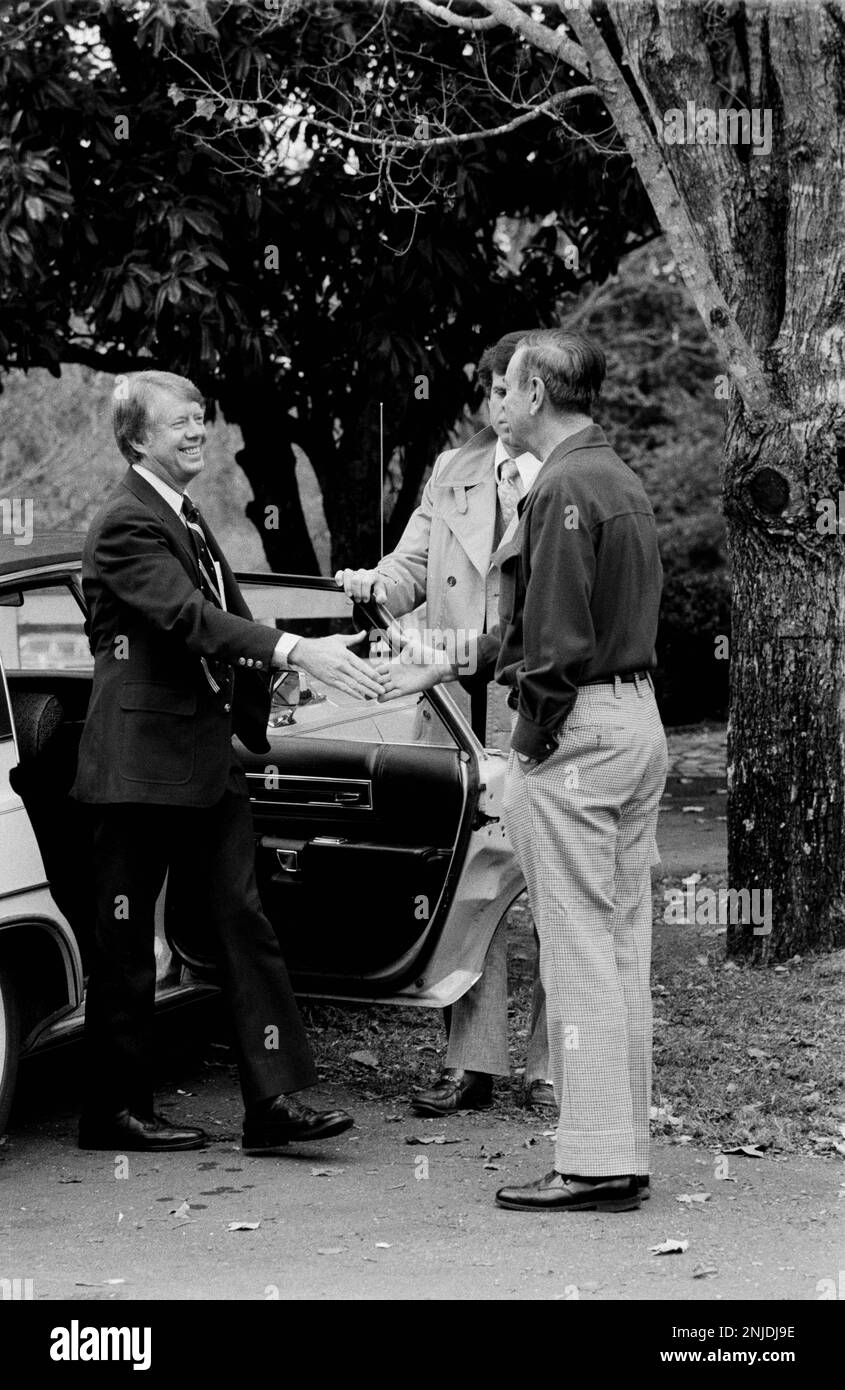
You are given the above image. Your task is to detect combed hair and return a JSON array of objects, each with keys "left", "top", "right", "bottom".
[
  {"left": 513, "top": 330, "right": 606, "bottom": 413},
  {"left": 112, "top": 370, "right": 204, "bottom": 464},
  {"left": 476, "top": 330, "right": 537, "bottom": 395}
]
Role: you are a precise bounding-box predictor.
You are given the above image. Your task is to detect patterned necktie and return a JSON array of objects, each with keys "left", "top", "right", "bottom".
[
  {"left": 181, "top": 497, "right": 223, "bottom": 607},
  {"left": 496, "top": 457, "right": 522, "bottom": 529}
]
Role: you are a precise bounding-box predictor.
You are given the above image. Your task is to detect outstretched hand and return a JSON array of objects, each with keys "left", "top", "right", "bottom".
[
  {"left": 377, "top": 657, "right": 445, "bottom": 703},
  {"left": 289, "top": 631, "right": 389, "bottom": 700}
]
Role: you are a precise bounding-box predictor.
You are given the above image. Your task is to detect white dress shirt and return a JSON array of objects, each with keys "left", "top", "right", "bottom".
[
  {"left": 492, "top": 439, "right": 543, "bottom": 548},
  {"left": 131, "top": 464, "right": 298, "bottom": 666}
]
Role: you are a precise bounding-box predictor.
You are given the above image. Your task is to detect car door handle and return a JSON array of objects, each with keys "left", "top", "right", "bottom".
[{"left": 333, "top": 790, "right": 362, "bottom": 804}]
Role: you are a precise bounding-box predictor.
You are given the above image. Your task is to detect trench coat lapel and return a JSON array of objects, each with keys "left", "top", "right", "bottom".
[{"left": 431, "top": 426, "right": 498, "bottom": 579}]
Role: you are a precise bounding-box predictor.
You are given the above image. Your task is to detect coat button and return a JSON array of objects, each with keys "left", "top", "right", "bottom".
[
  {"left": 238, "top": 657, "right": 245, "bottom": 665},
  {"left": 446, "top": 575, "right": 456, "bottom": 587},
  {"left": 255, "top": 660, "right": 263, "bottom": 669},
  {"left": 223, "top": 702, "right": 231, "bottom": 712}
]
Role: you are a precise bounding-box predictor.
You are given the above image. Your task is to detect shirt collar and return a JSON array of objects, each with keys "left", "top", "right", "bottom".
[
  {"left": 132, "top": 464, "right": 186, "bottom": 519},
  {"left": 494, "top": 437, "right": 544, "bottom": 493}
]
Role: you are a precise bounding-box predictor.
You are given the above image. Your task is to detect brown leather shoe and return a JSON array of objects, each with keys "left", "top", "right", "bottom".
[
  {"left": 411, "top": 1068, "right": 493, "bottom": 1116},
  {"left": 495, "top": 1170, "right": 641, "bottom": 1212}
]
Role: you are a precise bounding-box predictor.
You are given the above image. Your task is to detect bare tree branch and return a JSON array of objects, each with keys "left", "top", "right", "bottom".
[
  {"left": 475, "top": 0, "right": 589, "bottom": 77},
  {"left": 412, "top": 0, "right": 502, "bottom": 31}
]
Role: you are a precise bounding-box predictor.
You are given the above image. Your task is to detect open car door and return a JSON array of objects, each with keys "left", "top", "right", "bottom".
[{"left": 166, "top": 575, "right": 524, "bottom": 1008}]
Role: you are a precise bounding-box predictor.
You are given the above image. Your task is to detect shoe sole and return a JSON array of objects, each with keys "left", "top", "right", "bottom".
[
  {"left": 242, "top": 1115, "right": 354, "bottom": 1151},
  {"left": 78, "top": 1137, "right": 207, "bottom": 1152},
  {"left": 410, "top": 1099, "right": 494, "bottom": 1117},
  {"left": 495, "top": 1195, "right": 641, "bottom": 1213}
]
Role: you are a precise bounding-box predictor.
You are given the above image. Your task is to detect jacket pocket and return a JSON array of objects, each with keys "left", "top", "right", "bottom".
[
  {"left": 120, "top": 683, "right": 197, "bottom": 716},
  {"left": 119, "top": 683, "right": 196, "bottom": 784}
]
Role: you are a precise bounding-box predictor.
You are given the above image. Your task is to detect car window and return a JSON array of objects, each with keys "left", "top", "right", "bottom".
[
  {"left": 242, "top": 580, "right": 456, "bottom": 747},
  {"left": 0, "top": 582, "right": 92, "bottom": 671}
]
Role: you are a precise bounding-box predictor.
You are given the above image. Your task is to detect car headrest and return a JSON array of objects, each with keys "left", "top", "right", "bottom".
[{"left": 9, "top": 691, "right": 66, "bottom": 762}]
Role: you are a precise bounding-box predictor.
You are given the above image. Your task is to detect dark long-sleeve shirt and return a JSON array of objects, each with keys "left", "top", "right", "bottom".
[{"left": 465, "top": 423, "right": 663, "bottom": 762}]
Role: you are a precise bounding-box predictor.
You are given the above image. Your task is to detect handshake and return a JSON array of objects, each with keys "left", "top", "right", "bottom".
[
  {"left": 266, "top": 567, "right": 456, "bottom": 705},
  {"left": 329, "top": 566, "right": 460, "bottom": 703}
]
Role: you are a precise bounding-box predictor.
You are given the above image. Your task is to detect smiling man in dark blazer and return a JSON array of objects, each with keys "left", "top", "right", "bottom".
[{"left": 72, "top": 369, "right": 386, "bottom": 1153}]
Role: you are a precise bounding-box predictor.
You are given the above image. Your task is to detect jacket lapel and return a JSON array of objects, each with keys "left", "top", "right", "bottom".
[
  {"left": 121, "top": 468, "right": 200, "bottom": 582},
  {"left": 432, "top": 426, "right": 498, "bottom": 578}
]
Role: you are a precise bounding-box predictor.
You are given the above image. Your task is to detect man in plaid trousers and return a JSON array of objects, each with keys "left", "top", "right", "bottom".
[{"left": 383, "top": 329, "right": 667, "bottom": 1212}]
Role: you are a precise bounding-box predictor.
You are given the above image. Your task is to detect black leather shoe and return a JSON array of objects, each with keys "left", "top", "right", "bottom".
[
  {"left": 411, "top": 1068, "right": 494, "bottom": 1116},
  {"left": 78, "top": 1109, "right": 207, "bottom": 1152},
  {"left": 242, "top": 1095, "right": 354, "bottom": 1151},
  {"left": 495, "top": 1170, "right": 641, "bottom": 1212}
]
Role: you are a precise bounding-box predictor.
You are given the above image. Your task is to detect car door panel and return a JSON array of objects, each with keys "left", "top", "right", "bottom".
[{"left": 238, "top": 734, "right": 472, "bottom": 985}]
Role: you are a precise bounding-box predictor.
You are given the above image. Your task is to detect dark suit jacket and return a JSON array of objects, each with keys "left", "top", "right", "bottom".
[
  {"left": 462, "top": 424, "right": 662, "bottom": 762},
  {"left": 72, "top": 467, "right": 280, "bottom": 806}
]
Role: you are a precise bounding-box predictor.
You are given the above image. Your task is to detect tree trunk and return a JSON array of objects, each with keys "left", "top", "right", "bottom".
[
  {"left": 567, "top": 0, "right": 845, "bottom": 959},
  {"left": 228, "top": 383, "right": 320, "bottom": 575},
  {"left": 724, "top": 410, "right": 845, "bottom": 960},
  {"left": 320, "top": 407, "right": 387, "bottom": 573}
]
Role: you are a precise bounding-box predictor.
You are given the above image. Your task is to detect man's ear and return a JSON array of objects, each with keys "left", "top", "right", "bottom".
[{"left": 529, "top": 377, "right": 545, "bottom": 416}]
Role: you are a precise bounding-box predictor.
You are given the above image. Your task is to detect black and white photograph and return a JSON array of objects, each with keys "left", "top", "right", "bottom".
[{"left": 0, "top": 0, "right": 842, "bottom": 1351}]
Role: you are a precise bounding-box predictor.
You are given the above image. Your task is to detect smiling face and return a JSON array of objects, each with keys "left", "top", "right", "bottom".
[{"left": 133, "top": 386, "right": 207, "bottom": 492}]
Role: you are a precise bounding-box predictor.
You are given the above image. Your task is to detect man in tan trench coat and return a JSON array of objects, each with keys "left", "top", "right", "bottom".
[{"left": 337, "top": 332, "right": 555, "bottom": 1117}]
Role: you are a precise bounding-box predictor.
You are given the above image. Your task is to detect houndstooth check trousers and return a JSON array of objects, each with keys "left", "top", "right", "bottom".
[{"left": 503, "top": 677, "right": 668, "bottom": 1177}]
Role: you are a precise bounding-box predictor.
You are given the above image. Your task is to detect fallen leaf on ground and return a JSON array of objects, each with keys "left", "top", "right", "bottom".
[
  {"left": 349, "top": 1050, "right": 379, "bottom": 1069},
  {"left": 58, "top": 1177, "right": 83, "bottom": 1184},
  {"left": 651, "top": 1238, "right": 689, "bottom": 1255},
  {"left": 676, "top": 1193, "right": 711, "bottom": 1205},
  {"left": 483, "top": 1163, "right": 500, "bottom": 1171},
  {"left": 692, "top": 1264, "right": 718, "bottom": 1279},
  {"left": 746, "top": 1047, "right": 771, "bottom": 1059},
  {"left": 227, "top": 1220, "right": 260, "bottom": 1232},
  {"left": 310, "top": 1166, "right": 345, "bottom": 1177},
  {"left": 317, "top": 1247, "right": 344, "bottom": 1255},
  {"left": 170, "top": 1200, "right": 191, "bottom": 1218},
  {"left": 723, "top": 1144, "right": 767, "bottom": 1158},
  {"left": 374, "top": 1242, "right": 391, "bottom": 1249}
]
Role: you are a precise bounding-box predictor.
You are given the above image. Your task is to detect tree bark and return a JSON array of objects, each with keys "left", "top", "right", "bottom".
[
  {"left": 228, "top": 382, "right": 320, "bottom": 575},
  {"left": 577, "top": 0, "right": 845, "bottom": 959}
]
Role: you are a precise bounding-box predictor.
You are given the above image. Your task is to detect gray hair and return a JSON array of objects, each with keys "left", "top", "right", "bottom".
[
  {"left": 512, "top": 330, "right": 606, "bottom": 413},
  {"left": 112, "top": 370, "right": 204, "bottom": 463}
]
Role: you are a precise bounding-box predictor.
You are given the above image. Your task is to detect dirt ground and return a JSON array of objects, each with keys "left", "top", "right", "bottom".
[{"left": 1, "top": 725, "right": 843, "bottom": 1302}]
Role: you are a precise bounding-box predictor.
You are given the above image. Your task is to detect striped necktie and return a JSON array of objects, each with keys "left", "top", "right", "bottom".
[
  {"left": 181, "top": 497, "right": 225, "bottom": 695},
  {"left": 181, "top": 497, "right": 223, "bottom": 607}
]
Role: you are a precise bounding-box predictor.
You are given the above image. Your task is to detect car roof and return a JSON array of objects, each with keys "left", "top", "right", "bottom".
[{"left": 0, "top": 531, "right": 85, "bottom": 578}]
